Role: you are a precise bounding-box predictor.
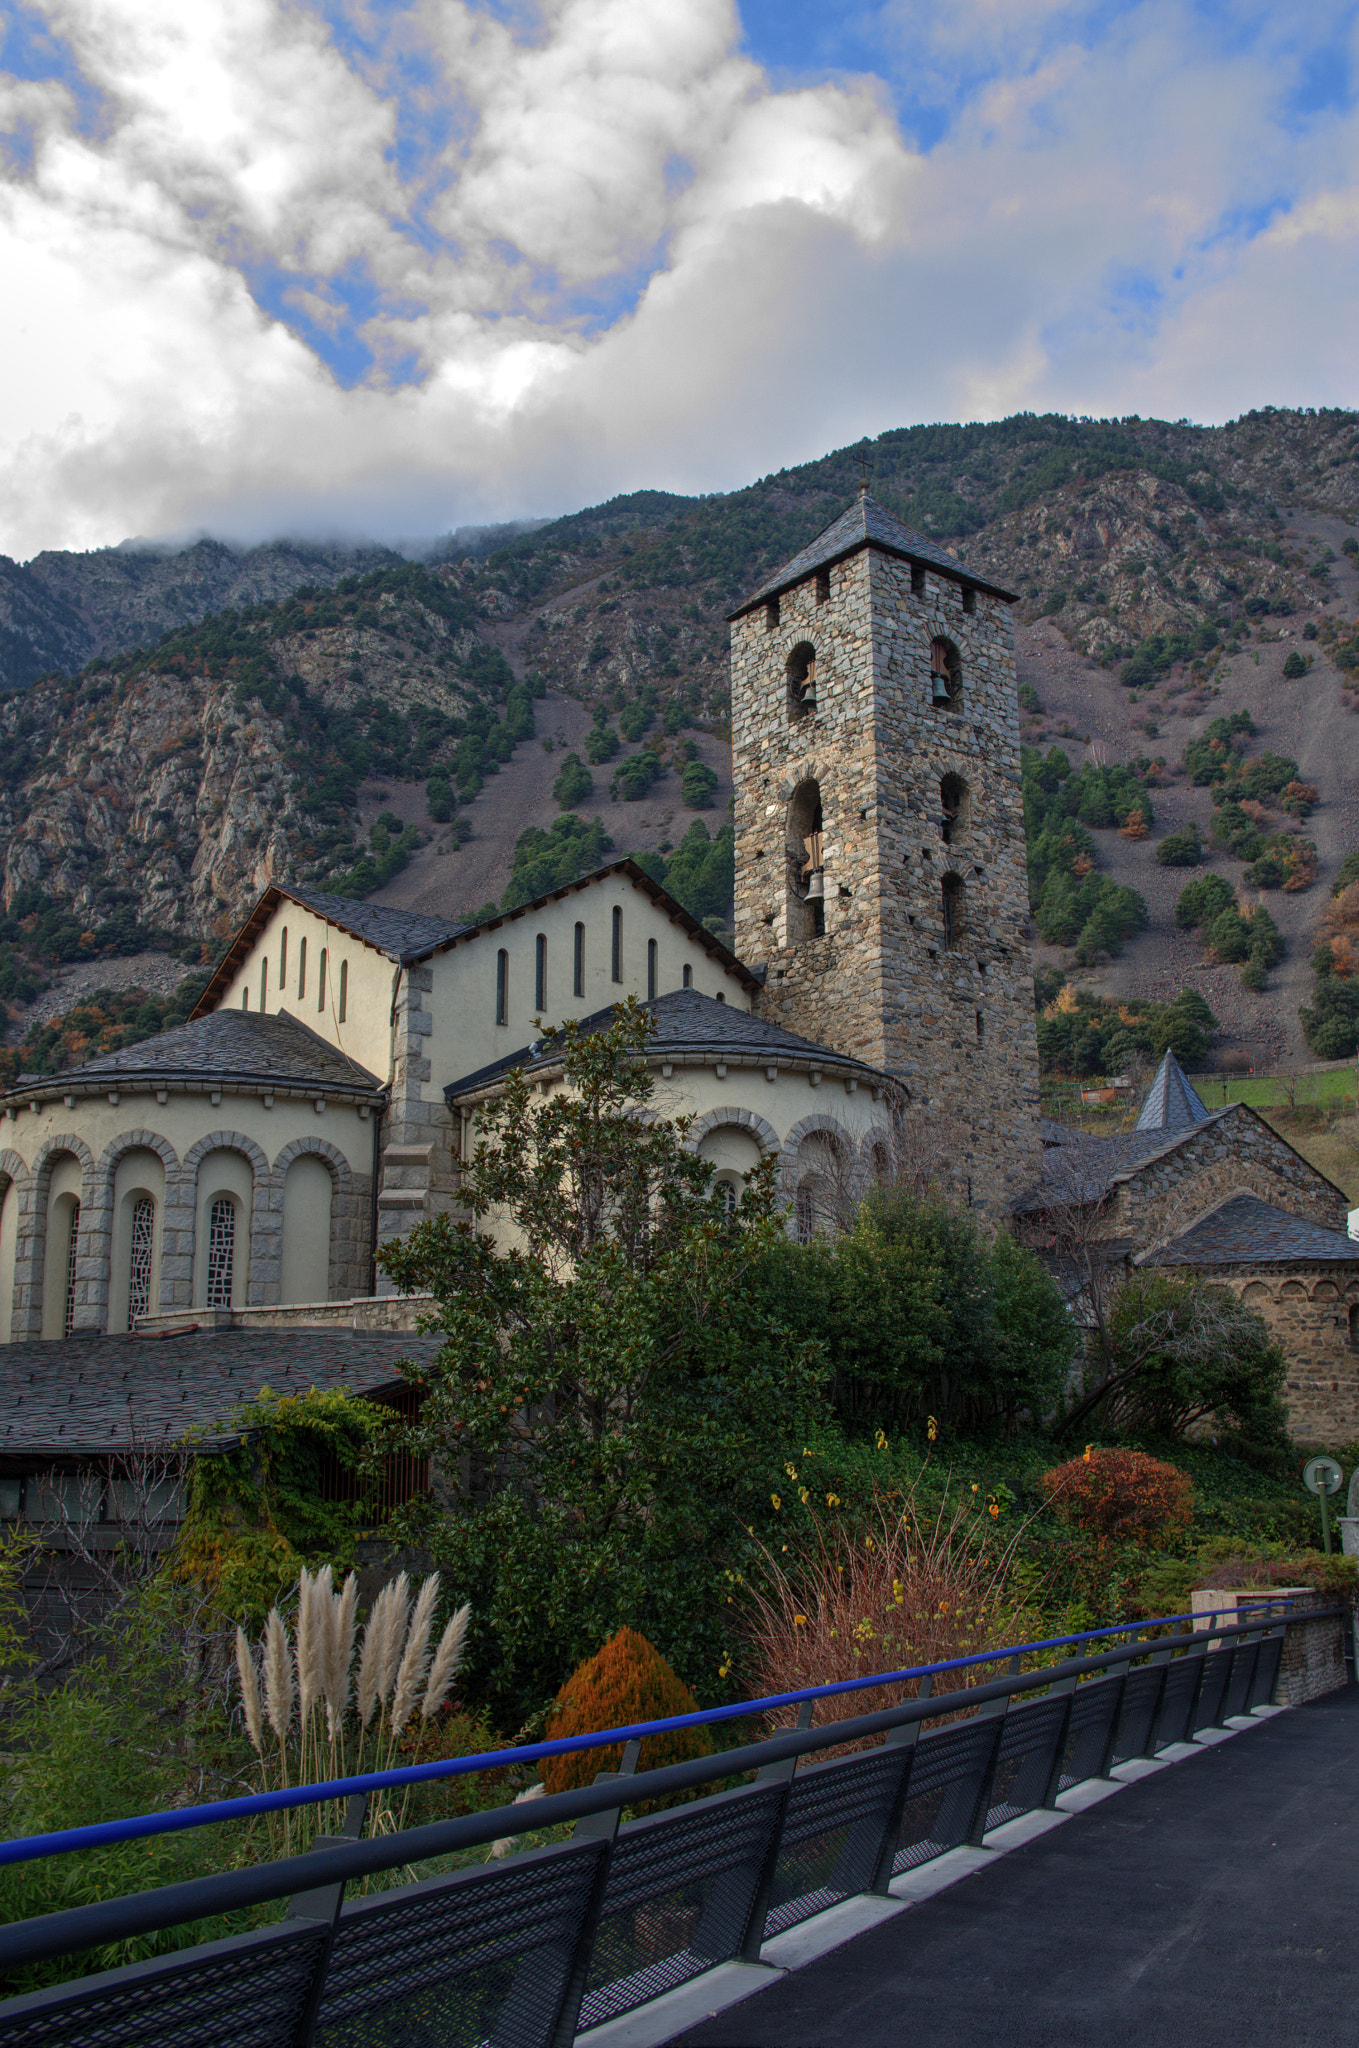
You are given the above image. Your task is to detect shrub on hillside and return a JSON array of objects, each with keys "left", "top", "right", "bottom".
[
  {"left": 1041, "top": 1449, "right": 1193, "bottom": 1555},
  {"left": 541, "top": 1627, "right": 712, "bottom": 1802},
  {"left": 1156, "top": 824, "right": 1202, "bottom": 867},
  {"left": 551, "top": 752, "right": 593, "bottom": 810}
]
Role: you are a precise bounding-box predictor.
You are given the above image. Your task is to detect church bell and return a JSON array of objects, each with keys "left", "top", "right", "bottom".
[
  {"left": 805, "top": 868, "right": 825, "bottom": 900},
  {"left": 931, "top": 670, "right": 953, "bottom": 705}
]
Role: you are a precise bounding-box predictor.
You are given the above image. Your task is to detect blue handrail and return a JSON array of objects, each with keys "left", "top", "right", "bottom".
[{"left": 0, "top": 1601, "right": 1298, "bottom": 1869}]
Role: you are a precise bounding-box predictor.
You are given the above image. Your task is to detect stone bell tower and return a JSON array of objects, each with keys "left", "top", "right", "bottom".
[{"left": 729, "top": 490, "right": 1041, "bottom": 1218}]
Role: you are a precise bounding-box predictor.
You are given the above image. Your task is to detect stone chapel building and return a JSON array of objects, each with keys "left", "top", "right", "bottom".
[{"left": 0, "top": 489, "right": 1355, "bottom": 1449}]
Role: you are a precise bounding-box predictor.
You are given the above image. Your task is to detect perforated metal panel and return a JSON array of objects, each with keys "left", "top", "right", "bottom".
[
  {"left": 578, "top": 1783, "right": 785, "bottom": 2029},
  {"left": 891, "top": 1718, "right": 997, "bottom": 1874},
  {"left": 1153, "top": 1656, "right": 1203, "bottom": 1751},
  {"left": 1193, "top": 1648, "right": 1232, "bottom": 1732},
  {"left": 763, "top": 1745, "right": 907, "bottom": 1938},
  {"left": 1056, "top": 1677, "right": 1121, "bottom": 1790},
  {"left": 1250, "top": 1630, "right": 1284, "bottom": 1709},
  {"left": 1108, "top": 1666, "right": 1164, "bottom": 1766},
  {"left": 314, "top": 1836, "right": 605, "bottom": 2048},
  {"left": 1222, "top": 1640, "right": 1259, "bottom": 1720},
  {"left": 0, "top": 1919, "right": 327, "bottom": 2048},
  {"left": 983, "top": 1695, "right": 1068, "bottom": 1831}
]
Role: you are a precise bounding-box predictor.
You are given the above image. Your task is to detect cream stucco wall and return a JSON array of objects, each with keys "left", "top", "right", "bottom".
[
  {"left": 218, "top": 897, "right": 397, "bottom": 1086},
  {"left": 281, "top": 1153, "right": 334, "bottom": 1305}
]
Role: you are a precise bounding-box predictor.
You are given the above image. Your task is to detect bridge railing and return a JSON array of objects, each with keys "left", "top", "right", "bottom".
[{"left": 0, "top": 1600, "right": 1339, "bottom": 2047}]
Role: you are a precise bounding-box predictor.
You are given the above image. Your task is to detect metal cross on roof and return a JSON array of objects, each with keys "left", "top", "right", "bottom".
[{"left": 855, "top": 448, "right": 872, "bottom": 493}]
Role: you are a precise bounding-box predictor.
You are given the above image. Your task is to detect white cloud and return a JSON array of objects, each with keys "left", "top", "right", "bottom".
[{"left": 0, "top": 0, "right": 1356, "bottom": 557}]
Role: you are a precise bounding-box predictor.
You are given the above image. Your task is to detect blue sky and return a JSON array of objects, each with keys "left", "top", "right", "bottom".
[{"left": 0, "top": 0, "right": 1356, "bottom": 552}]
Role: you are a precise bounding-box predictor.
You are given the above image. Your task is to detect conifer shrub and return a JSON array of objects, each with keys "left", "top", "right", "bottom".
[
  {"left": 540, "top": 1627, "right": 713, "bottom": 1800},
  {"left": 1040, "top": 1449, "right": 1193, "bottom": 1555}
]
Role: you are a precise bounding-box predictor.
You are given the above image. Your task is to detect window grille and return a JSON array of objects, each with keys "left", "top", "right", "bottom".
[
  {"left": 206, "top": 1198, "right": 235, "bottom": 1309},
  {"left": 794, "top": 1183, "right": 814, "bottom": 1245},
  {"left": 63, "top": 1201, "right": 80, "bottom": 1336},
  {"left": 127, "top": 1197, "right": 154, "bottom": 1328}
]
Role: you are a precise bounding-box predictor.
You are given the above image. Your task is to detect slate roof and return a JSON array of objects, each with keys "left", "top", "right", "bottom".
[
  {"left": 282, "top": 888, "right": 468, "bottom": 962},
  {"left": 2, "top": 1010, "right": 382, "bottom": 1107},
  {"left": 1134, "top": 1050, "right": 1213, "bottom": 1134},
  {"left": 446, "top": 987, "right": 887, "bottom": 1100},
  {"left": 1147, "top": 1193, "right": 1359, "bottom": 1269},
  {"left": 729, "top": 492, "right": 1019, "bottom": 619},
  {"left": 0, "top": 1328, "right": 445, "bottom": 1459}
]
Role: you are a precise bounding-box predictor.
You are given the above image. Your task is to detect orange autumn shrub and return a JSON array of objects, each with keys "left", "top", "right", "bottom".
[
  {"left": 1041, "top": 1448, "right": 1193, "bottom": 1554},
  {"left": 540, "top": 1627, "right": 713, "bottom": 1798}
]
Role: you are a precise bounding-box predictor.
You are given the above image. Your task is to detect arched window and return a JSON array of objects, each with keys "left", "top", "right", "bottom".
[
  {"left": 941, "top": 873, "right": 965, "bottom": 951},
  {"left": 535, "top": 933, "right": 547, "bottom": 1013},
  {"left": 787, "top": 641, "right": 817, "bottom": 722},
  {"left": 259, "top": 957, "right": 268, "bottom": 1012},
  {"left": 279, "top": 927, "right": 288, "bottom": 988},
  {"left": 206, "top": 1197, "right": 235, "bottom": 1309},
  {"left": 574, "top": 921, "right": 585, "bottom": 998},
  {"left": 939, "top": 773, "right": 968, "bottom": 846},
  {"left": 794, "top": 1181, "right": 816, "bottom": 1245},
  {"left": 241, "top": 987, "right": 249, "bottom": 1011},
  {"left": 647, "top": 938, "right": 658, "bottom": 1001},
  {"left": 930, "top": 637, "right": 961, "bottom": 711},
  {"left": 611, "top": 906, "right": 623, "bottom": 983},
  {"left": 787, "top": 780, "right": 825, "bottom": 944},
  {"left": 63, "top": 1200, "right": 80, "bottom": 1336},
  {"left": 718, "top": 1179, "right": 738, "bottom": 1222},
  {"left": 298, "top": 935, "right": 307, "bottom": 1001},
  {"left": 317, "top": 948, "right": 327, "bottom": 1013},
  {"left": 338, "top": 959, "right": 348, "bottom": 1024},
  {"left": 683, "top": 963, "right": 692, "bottom": 989},
  {"left": 496, "top": 948, "right": 509, "bottom": 1026},
  {"left": 127, "top": 1196, "right": 154, "bottom": 1328}
]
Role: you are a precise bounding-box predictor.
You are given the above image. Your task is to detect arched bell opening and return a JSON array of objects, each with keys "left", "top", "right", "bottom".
[
  {"left": 939, "top": 772, "right": 969, "bottom": 846},
  {"left": 787, "top": 642, "right": 818, "bottom": 723},
  {"left": 786, "top": 779, "right": 825, "bottom": 943},
  {"left": 930, "top": 636, "right": 962, "bottom": 712}
]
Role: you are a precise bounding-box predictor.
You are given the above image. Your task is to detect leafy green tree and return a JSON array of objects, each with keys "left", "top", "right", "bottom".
[
  {"left": 1155, "top": 824, "right": 1201, "bottom": 867},
  {"left": 1282, "top": 649, "right": 1307, "bottom": 680},
  {"left": 551, "top": 752, "right": 593, "bottom": 810},
  {"left": 376, "top": 1001, "right": 822, "bottom": 1716},
  {"left": 501, "top": 814, "right": 612, "bottom": 909},
  {"left": 585, "top": 719, "right": 620, "bottom": 765},
  {"left": 681, "top": 760, "right": 719, "bottom": 809}
]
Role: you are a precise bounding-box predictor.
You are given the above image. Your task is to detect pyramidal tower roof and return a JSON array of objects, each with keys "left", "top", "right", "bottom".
[
  {"left": 1134, "top": 1049, "right": 1213, "bottom": 1134},
  {"left": 728, "top": 489, "right": 1019, "bottom": 620}
]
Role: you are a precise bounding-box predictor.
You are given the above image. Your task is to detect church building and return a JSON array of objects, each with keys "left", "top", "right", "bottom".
[{"left": 0, "top": 489, "right": 1354, "bottom": 1442}]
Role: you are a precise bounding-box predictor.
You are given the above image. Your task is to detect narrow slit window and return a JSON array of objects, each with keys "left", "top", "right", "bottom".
[
  {"left": 683, "top": 963, "right": 692, "bottom": 989},
  {"left": 963, "top": 586, "right": 976, "bottom": 615},
  {"left": 338, "top": 959, "right": 348, "bottom": 1024},
  {"left": 647, "top": 938, "right": 657, "bottom": 1002},
  {"left": 279, "top": 927, "right": 288, "bottom": 988},
  {"left": 611, "top": 906, "right": 622, "bottom": 983},
  {"left": 815, "top": 569, "right": 830, "bottom": 606},
  {"left": 297, "top": 936, "right": 307, "bottom": 1001},
  {"left": 975, "top": 1010, "right": 984, "bottom": 1043},
  {"left": 496, "top": 948, "right": 509, "bottom": 1026},
  {"left": 535, "top": 933, "right": 547, "bottom": 1013},
  {"left": 574, "top": 921, "right": 585, "bottom": 998},
  {"left": 765, "top": 596, "right": 780, "bottom": 630},
  {"left": 259, "top": 958, "right": 268, "bottom": 1013},
  {"left": 127, "top": 1196, "right": 154, "bottom": 1328},
  {"left": 911, "top": 563, "right": 926, "bottom": 598},
  {"left": 241, "top": 987, "right": 249, "bottom": 1011},
  {"left": 206, "top": 1198, "right": 235, "bottom": 1309},
  {"left": 317, "top": 949, "right": 327, "bottom": 1013},
  {"left": 64, "top": 1201, "right": 80, "bottom": 1336},
  {"left": 942, "top": 874, "right": 964, "bottom": 951}
]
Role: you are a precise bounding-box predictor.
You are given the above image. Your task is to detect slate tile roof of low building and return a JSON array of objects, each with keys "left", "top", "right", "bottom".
[
  {"left": 729, "top": 492, "right": 1019, "bottom": 618},
  {"left": 1014, "top": 1109, "right": 1236, "bottom": 1213},
  {"left": 1147, "top": 1193, "right": 1359, "bottom": 1268},
  {"left": 2, "top": 1010, "right": 382, "bottom": 1107},
  {"left": 0, "top": 1328, "right": 444, "bottom": 1458},
  {"left": 446, "top": 987, "right": 887, "bottom": 1100},
  {"left": 1134, "top": 1050, "right": 1214, "bottom": 1134}
]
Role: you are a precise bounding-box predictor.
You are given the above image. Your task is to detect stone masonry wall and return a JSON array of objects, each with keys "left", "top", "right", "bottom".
[
  {"left": 1205, "top": 1266, "right": 1359, "bottom": 1442},
  {"left": 731, "top": 542, "right": 1041, "bottom": 1220},
  {"left": 1114, "top": 1106, "right": 1348, "bottom": 1249}
]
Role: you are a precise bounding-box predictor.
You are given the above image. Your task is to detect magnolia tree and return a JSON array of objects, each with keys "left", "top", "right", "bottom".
[{"left": 377, "top": 999, "right": 824, "bottom": 1722}]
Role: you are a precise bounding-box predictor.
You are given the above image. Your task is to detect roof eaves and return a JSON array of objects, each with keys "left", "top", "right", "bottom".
[
  {"left": 727, "top": 526, "right": 1019, "bottom": 621},
  {"left": 189, "top": 885, "right": 285, "bottom": 1019}
]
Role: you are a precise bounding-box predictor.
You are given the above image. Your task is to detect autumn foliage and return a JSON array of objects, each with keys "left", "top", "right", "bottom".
[
  {"left": 540, "top": 1627, "right": 713, "bottom": 1797},
  {"left": 1041, "top": 1449, "right": 1193, "bottom": 1554}
]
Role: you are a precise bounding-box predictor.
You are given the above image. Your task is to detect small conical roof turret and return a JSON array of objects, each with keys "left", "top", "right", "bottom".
[{"left": 1134, "top": 1049, "right": 1212, "bottom": 1133}]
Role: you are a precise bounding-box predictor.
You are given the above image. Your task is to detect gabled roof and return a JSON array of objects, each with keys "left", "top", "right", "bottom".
[
  {"left": 1134, "top": 1050, "right": 1213, "bottom": 1134},
  {"left": 2, "top": 1009, "right": 382, "bottom": 1109},
  {"left": 1146, "top": 1193, "right": 1359, "bottom": 1269},
  {"left": 729, "top": 491, "right": 1018, "bottom": 619},
  {"left": 193, "top": 862, "right": 760, "bottom": 1021},
  {"left": 446, "top": 987, "right": 888, "bottom": 1101},
  {"left": 0, "top": 1328, "right": 444, "bottom": 1458}
]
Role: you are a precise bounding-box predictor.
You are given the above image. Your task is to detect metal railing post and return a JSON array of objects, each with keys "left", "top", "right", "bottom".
[
  {"left": 1094, "top": 1653, "right": 1133, "bottom": 1778},
  {"left": 965, "top": 1657, "right": 1018, "bottom": 1845},
  {"left": 868, "top": 1673, "right": 932, "bottom": 1893},
  {"left": 544, "top": 1740, "right": 640, "bottom": 2048},
  {"left": 288, "top": 1793, "right": 368, "bottom": 2048},
  {"left": 736, "top": 1700, "right": 814, "bottom": 1963}
]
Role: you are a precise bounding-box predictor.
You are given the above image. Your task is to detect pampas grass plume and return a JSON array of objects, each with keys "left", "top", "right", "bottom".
[
  {"left": 390, "top": 1572, "right": 440, "bottom": 1736},
  {"left": 375, "top": 1571, "right": 411, "bottom": 1704},
  {"left": 488, "top": 1783, "right": 545, "bottom": 1859},
  {"left": 422, "top": 1602, "right": 470, "bottom": 1721},
  {"left": 235, "top": 1627, "right": 264, "bottom": 1753},
  {"left": 297, "top": 1565, "right": 331, "bottom": 1724},
  {"left": 263, "top": 1607, "right": 294, "bottom": 1743},
  {"left": 325, "top": 1572, "right": 359, "bottom": 1738}
]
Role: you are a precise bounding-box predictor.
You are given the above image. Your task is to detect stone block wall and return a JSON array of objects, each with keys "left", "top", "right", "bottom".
[
  {"left": 1116, "top": 1107, "right": 1348, "bottom": 1247},
  {"left": 731, "top": 543, "right": 1041, "bottom": 1220},
  {"left": 1206, "top": 1265, "right": 1359, "bottom": 1442}
]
